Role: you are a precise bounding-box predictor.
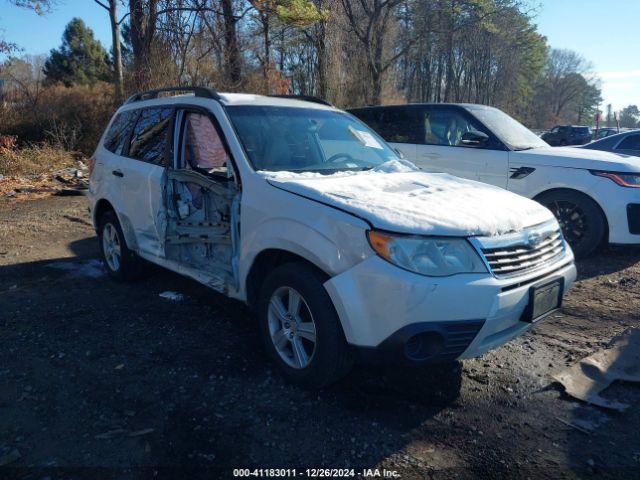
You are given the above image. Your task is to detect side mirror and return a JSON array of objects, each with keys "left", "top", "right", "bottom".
[{"left": 461, "top": 131, "right": 489, "bottom": 146}]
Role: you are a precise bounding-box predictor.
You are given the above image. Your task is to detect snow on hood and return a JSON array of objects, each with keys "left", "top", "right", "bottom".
[
  {"left": 515, "top": 146, "right": 640, "bottom": 171},
  {"left": 261, "top": 161, "right": 554, "bottom": 237}
]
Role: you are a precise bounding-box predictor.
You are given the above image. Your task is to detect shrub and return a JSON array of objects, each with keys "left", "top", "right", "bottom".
[
  {"left": 0, "top": 142, "right": 76, "bottom": 176},
  {"left": 0, "top": 82, "right": 115, "bottom": 155}
]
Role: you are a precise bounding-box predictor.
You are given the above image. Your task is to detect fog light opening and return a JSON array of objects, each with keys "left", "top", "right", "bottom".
[{"left": 404, "top": 332, "right": 445, "bottom": 361}]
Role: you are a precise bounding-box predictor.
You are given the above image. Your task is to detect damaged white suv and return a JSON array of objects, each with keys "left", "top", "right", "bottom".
[{"left": 89, "top": 87, "right": 577, "bottom": 387}]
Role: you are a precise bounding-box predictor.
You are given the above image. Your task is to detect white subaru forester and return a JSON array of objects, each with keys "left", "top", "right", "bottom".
[{"left": 88, "top": 87, "right": 576, "bottom": 387}]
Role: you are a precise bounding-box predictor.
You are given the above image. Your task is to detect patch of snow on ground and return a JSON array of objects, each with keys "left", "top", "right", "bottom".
[
  {"left": 159, "top": 291, "right": 185, "bottom": 302},
  {"left": 47, "top": 259, "right": 105, "bottom": 278}
]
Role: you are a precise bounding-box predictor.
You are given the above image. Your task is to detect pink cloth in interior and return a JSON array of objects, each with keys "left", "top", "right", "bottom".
[{"left": 185, "top": 113, "right": 229, "bottom": 168}]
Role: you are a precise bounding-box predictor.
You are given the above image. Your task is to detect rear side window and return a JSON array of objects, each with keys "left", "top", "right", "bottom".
[
  {"left": 129, "top": 107, "right": 173, "bottom": 164},
  {"left": 356, "top": 107, "right": 420, "bottom": 144},
  {"left": 350, "top": 108, "right": 378, "bottom": 129},
  {"left": 617, "top": 135, "right": 640, "bottom": 150},
  {"left": 103, "top": 111, "right": 137, "bottom": 155}
]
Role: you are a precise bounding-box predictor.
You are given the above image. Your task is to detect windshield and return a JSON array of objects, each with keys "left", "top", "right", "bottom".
[
  {"left": 226, "top": 106, "right": 399, "bottom": 172},
  {"left": 469, "top": 106, "right": 549, "bottom": 151}
]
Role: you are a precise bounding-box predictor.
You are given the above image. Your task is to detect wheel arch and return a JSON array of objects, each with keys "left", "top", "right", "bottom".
[
  {"left": 245, "top": 248, "right": 331, "bottom": 311},
  {"left": 92, "top": 198, "right": 138, "bottom": 250},
  {"left": 533, "top": 187, "right": 610, "bottom": 243},
  {"left": 93, "top": 198, "right": 116, "bottom": 230}
]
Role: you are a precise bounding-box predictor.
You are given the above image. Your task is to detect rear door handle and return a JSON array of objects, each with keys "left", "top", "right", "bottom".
[{"left": 112, "top": 170, "right": 124, "bottom": 177}]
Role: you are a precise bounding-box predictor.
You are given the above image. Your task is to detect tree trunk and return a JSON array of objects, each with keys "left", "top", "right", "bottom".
[
  {"left": 369, "top": 25, "right": 384, "bottom": 104},
  {"left": 316, "top": 34, "right": 327, "bottom": 99},
  {"left": 262, "top": 14, "right": 271, "bottom": 93},
  {"left": 129, "top": 0, "right": 158, "bottom": 90},
  {"left": 108, "top": 0, "right": 124, "bottom": 102},
  {"left": 369, "top": 61, "right": 382, "bottom": 105},
  {"left": 221, "top": 0, "right": 241, "bottom": 85},
  {"left": 442, "top": 0, "right": 455, "bottom": 102},
  {"left": 311, "top": 0, "right": 328, "bottom": 99}
]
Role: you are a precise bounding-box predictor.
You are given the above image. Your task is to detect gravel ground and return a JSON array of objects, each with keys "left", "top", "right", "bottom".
[{"left": 1, "top": 196, "right": 640, "bottom": 479}]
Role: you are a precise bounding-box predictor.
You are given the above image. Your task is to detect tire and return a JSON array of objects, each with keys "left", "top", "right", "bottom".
[
  {"left": 97, "top": 210, "right": 145, "bottom": 281},
  {"left": 257, "top": 262, "right": 353, "bottom": 388},
  {"left": 536, "top": 190, "right": 606, "bottom": 259}
]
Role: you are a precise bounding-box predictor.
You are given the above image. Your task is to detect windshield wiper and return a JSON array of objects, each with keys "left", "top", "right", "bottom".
[{"left": 513, "top": 146, "right": 535, "bottom": 151}]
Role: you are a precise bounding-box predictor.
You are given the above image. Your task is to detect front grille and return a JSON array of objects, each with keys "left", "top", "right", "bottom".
[{"left": 480, "top": 228, "right": 565, "bottom": 278}]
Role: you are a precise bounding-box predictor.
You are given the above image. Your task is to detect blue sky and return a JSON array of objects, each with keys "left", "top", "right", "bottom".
[
  {"left": 535, "top": 0, "right": 640, "bottom": 112},
  {"left": 1, "top": 0, "right": 638, "bottom": 111}
]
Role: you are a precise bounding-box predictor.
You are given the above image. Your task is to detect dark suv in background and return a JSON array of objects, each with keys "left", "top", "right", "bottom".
[{"left": 541, "top": 125, "right": 592, "bottom": 146}]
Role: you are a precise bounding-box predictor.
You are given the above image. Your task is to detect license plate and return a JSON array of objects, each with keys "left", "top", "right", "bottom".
[{"left": 523, "top": 279, "right": 563, "bottom": 323}]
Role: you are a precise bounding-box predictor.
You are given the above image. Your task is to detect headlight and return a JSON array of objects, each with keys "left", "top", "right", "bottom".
[
  {"left": 367, "top": 230, "right": 487, "bottom": 277},
  {"left": 591, "top": 170, "right": 640, "bottom": 188}
]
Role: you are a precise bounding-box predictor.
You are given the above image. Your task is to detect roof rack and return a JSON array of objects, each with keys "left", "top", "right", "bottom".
[
  {"left": 124, "top": 86, "right": 221, "bottom": 104},
  {"left": 267, "top": 94, "right": 333, "bottom": 107}
]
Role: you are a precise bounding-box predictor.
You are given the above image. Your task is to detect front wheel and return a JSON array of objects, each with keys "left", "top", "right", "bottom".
[
  {"left": 257, "top": 262, "right": 352, "bottom": 388},
  {"left": 536, "top": 190, "right": 606, "bottom": 259}
]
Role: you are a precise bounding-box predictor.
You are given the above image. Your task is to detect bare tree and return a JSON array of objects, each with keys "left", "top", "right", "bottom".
[
  {"left": 340, "top": 0, "right": 408, "bottom": 104},
  {"left": 220, "top": 0, "right": 242, "bottom": 85},
  {"left": 545, "top": 49, "right": 595, "bottom": 118},
  {"left": 94, "top": 0, "right": 126, "bottom": 101}
]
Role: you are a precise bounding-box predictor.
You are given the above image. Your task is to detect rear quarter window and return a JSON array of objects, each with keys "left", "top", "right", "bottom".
[
  {"left": 103, "top": 111, "right": 137, "bottom": 155},
  {"left": 617, "top": 135, "right": 640, "bottom": 150},
  {"left": 349, "top": 108, "right": 380, "bottom": 131},
  {"left": 353, "top": 107, "right": 419, "bottom": 144},
  {"left": 128, "top": 107, "right": 173, "bottom": 165}
]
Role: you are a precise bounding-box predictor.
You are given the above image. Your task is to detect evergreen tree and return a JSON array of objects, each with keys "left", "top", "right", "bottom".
[{"left": 43, "top": 18, "right": 111, "bottom": 86}]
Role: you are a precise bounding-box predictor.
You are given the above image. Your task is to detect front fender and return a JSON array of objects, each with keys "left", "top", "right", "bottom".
[{"left": 238, "top": 213, "right": 372, "bottom": 300}]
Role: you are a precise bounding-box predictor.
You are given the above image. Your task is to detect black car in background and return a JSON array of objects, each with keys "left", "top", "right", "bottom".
[
  {"left": 541, "top": 125, "right": 592, "bottom": 146},
  {"left": 593, "top": 127, "right": 619, "bottom": 140}
]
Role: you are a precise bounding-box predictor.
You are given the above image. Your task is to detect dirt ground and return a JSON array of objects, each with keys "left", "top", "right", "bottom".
[{"left": 1, "top": 196, "right": 640, "bottom": 479}]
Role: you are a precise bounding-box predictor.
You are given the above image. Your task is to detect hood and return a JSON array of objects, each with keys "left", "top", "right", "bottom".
[
  {"left": 514, "top": 146, "right": 640, "bottom": 171},
  {"left": 261, "top": 161, "right": 554, "bottom": 237}
]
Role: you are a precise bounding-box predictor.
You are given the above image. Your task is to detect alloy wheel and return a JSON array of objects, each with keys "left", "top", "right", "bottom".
[
  {"left": 267, "top": 286, "right": 317, "bottom": 369},
  {"left": 102, "top": 223, "right": 122, "bottom": 272},
  {"left": 549, "top": 200, "right": 587, "bottom": 248}
]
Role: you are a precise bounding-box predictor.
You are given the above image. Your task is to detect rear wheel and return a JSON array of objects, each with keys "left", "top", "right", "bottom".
[
  {"left": 98, "top": 210, "right": 145, "bottom": 281},
  {"left": 257, "top": 262, "right": 352, "bottom": 388},
  {"left": 536, "top": 190, "right": 606, "bottom": 259}
]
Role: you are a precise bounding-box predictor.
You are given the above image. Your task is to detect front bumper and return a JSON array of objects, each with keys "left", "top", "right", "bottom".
[
  {"left": 324, "top": 253, "right": 576, "bottom": 364},
  {"left": 591, "top": 178, "right": 640, "bottom": 244}
]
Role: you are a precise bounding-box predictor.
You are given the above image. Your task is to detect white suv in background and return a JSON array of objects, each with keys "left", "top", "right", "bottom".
[
  {"left": 349, "top": 104, "right": 640, "bottom": 258},
  {"left": 89, "top": 88, "right": 576, "bottom": 387}
]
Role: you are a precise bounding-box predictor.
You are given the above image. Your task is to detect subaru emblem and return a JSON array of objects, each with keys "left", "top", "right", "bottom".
[{"left": 527, "top": 231, "right": 542, "bottom": 247}]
